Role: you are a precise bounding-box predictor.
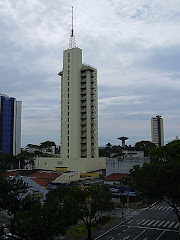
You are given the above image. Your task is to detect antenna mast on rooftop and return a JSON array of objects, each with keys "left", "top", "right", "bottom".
[{"left": 69, "top": 6, "right": 76, "bottom": 49}]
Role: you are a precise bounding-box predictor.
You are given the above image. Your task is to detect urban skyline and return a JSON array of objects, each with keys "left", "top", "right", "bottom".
[{"left": 0, "top": 0, "right": 180, "bottom": 147}]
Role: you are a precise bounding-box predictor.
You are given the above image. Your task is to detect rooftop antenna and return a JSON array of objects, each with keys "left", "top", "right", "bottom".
[{"left": 69, "top": 6, "right": 76, "bottom": 49}]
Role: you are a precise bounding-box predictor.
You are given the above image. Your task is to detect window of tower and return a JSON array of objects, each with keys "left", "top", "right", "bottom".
[
  {"left": 68, "top": 70, "right": 70, "bottom": 75},
  {"left": 68, "top": 53, "right": 70, "bottom": 57}
]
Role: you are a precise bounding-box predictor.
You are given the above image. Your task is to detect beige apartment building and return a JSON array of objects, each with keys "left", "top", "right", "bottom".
[
  {"left": 36, "top": 13, "right": 105, "bottom": 173},
  {"left": 58, "top": 47, "right": 98, "bottom": 160}
]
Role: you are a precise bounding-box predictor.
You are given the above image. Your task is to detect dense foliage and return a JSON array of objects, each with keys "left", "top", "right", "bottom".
[
  {"left": 0, "top": 171, "right": 114, "bottom": 240},
  {"left": 46, "top": 184, "right": 114, "bottom": 240},
  {"left": 131, "top": 140, "right": 180, "bottom": 237},
  {"left": 135, "top": 140, "right": 156, "bottom": 156}
]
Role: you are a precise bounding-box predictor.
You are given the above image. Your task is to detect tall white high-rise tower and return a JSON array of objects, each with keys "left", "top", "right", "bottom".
[
  {"left": 58, "top": 7, "right": 101, "bottom": 173},
  {"left": 59, "top": 48, "right": 98, "bottom": 159},
  {"left": 35, "top": 8, "right": 105, "bottom": 173},
  {"left": 151, "top": 115, "right": 164, "bottom": 147}
]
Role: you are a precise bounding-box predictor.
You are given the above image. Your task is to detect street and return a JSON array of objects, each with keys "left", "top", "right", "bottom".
[{"left": 95, "top": 202, "right": 179, "bottom": 240}]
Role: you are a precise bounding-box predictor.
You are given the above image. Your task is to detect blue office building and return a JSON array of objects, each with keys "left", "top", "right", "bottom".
[{"left": 0, "top": 94, "right": 22, "bottom": 156}]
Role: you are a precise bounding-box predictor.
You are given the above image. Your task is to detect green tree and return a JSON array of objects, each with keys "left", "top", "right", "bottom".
[
  {"left": 135, "top": 140, "right": 156, "bottom": 156},
  {"left": 131, "top": 159, "right": 180, "bottom": 238},
  {"left": 79, "top": 184, "right": 114, "bottom": 240},
  {"left": 0, "top": 178, "right": 68, "bottom": 240},
  {"left": 0, "top": 153, "right": 19, "bottom": 169},
  {"left": 99, "top": 148, "right": 110, "bottom": 157},
  {"left": 16, "top": 151, "right": 36, "bottom": 169},
  {"left": 47, "top": 184, "right": 114, "bottom": 240},
  {"left": 0, "top": 177, "right": 28, "bottom": 214},
  {"left": 39, "top": 141, "right": 56, "bottom": 149},
  {"left": 11, "top": 186, "right": 80, "bottom": 240},
  {"left": 150, "top": 140, "right": 180, "bottom": 164},
  {"left": 0, "top": 179, "right": 114, "bottom": 240}
]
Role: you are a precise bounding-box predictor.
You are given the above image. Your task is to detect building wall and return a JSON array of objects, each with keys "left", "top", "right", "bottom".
[
  {"left": 151, "top": 115, "right": 164, "bottom": 147},
  {"left": 106, "top": 151, "right": 149, "bottom": 176},
  {"left": 35, "top": 157, "right": 106, "bottom": 173},
  {"left": 59, "top": 47, "right": 99, "bottom": 162},
  {"left": 60, "top": 47, "right": 82, "bottom": 159},
  {"left": 0, "top": 94, "right": 21, "bottom": 156},
  {"left": 13, "top": 100, "right": 22, "bottom": 155},
  {"left": 0, "top": 96, "right": 14, "bottom": 154}
]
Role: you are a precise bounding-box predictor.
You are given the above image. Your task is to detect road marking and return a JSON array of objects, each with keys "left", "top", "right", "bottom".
[
  {"left": 128, "top": 220, "right": 133, "bottom": 224},
  {"left": 137, "top": 219, "right": 146, "bottom": 225},
  {"left": 166, "top": 206, "right": 172, "bottom": 210},
  {"left": 142, "top": 220, "right": 150, "bottom": 225},
  {"left": 156, "top": 230, "right": 166, "bottom": 240},
  {"left": 123, "top": 229, "right": 126, "bottom": 232},
  {"left": 158, "top": 221, "right": 165, "bottom": 227},
  {"left": 147, "top": 220, "right": 155, "bottom": 226},
  {"left": 118, "top": 233, "right": 121, "bottom": 235},
  {"left": 153, "top": 220, "right": 160, "bottom": 226},
  {"left": 133, "top": 229, "right": 148, "bottom": 240},
  {"left": 150, "top": 206, "right": 156, "bottom": 210},
  {"left": 174, "top": 222, "right": 179, "bottom": 229},
  {"left": 142, "top": 238, "right": 148, "bottom": 240},
  {"left": 110, "top": 238, "right": 115, "bottom": 240},
  {"left": 114, "top": 226, "right": 119, "bottom": 230},
  {"left": 120, "top": 224, "right": 179, "bottom": 233},
  {"left": 163, "top": 221, "right": 170, "bottom": 227},
  {"left": 168, "top": 222, "right": 175, "bottom": 228},
  {"left": 153, "top": 206, "right": 160, "bottom": 210},
  {"left": 123, "top": 235, "right": 130, "bottom": 240},
  {"left": 158, "top": 206, "right": 163, "bottom": 210},
  {"left": 149, "top": 202, "right": 157, "bottom": 208},
  {"left": 161, "top": 206, "right": 168, "bottom": 210},
  {"left": 94, "top": 221, "right": 124, "bottom": 240}
]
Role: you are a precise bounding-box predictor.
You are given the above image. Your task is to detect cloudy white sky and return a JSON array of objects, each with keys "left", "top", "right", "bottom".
[{"left": 0, "top": 0, "right": 180, "bottom": 147}]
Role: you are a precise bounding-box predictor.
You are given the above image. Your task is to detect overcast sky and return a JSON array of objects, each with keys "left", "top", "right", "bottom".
[{"left": 0, "top": 0, "right": 180, "bottom": 147}]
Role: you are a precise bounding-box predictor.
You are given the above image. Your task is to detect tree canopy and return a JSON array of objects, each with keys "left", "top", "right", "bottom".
[
  {"left": 0, "top": 153, "right": 19, "bottom": 170},
  {"left": 0, "top": 180, "right": 114, "bottom": 240},
  {"left": 47, "top": 184, "right": 114, "bottom": 240},
  {"left": 135, "top": 140, "right": 156, "bottom": 156},
  {"left": 131, "top": 140, "right": 180, "bottom": 237}
]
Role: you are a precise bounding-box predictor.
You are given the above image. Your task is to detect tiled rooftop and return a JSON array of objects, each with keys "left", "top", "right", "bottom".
[
  {"left": 104, "top": 173, "right": 129, "bottom": 181},
  {"left": 30, "top": 171, "right": 62, "bottom": 187}
]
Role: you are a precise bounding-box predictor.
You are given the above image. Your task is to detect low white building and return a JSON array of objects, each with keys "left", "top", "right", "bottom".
[{"left": 106, "top": 151, "right": 149, "bottom": 176}]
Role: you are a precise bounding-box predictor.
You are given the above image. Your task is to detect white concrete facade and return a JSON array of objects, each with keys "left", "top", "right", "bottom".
[
  {"left": 151, "top": 115, "right": 164, "bottom": 147},
  {"left": 106, "top": 151, "right": 150, "bottom": 176},
  {"left": 35, "top": 156, "right": 106, "bottom": 173},
  {"left": 13, "top": 100, "right": 22, "bottom": 156},
  {"left": 59, "top": 47, "right": 98, "bottom": 159},
  {"left": 56, "top": 46, "right": 102, "bottom": 172}
]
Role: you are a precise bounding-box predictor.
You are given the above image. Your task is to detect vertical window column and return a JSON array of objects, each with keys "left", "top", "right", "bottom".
[{"left": 67, "top": 53, "right": 70, "bottom": 158}]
